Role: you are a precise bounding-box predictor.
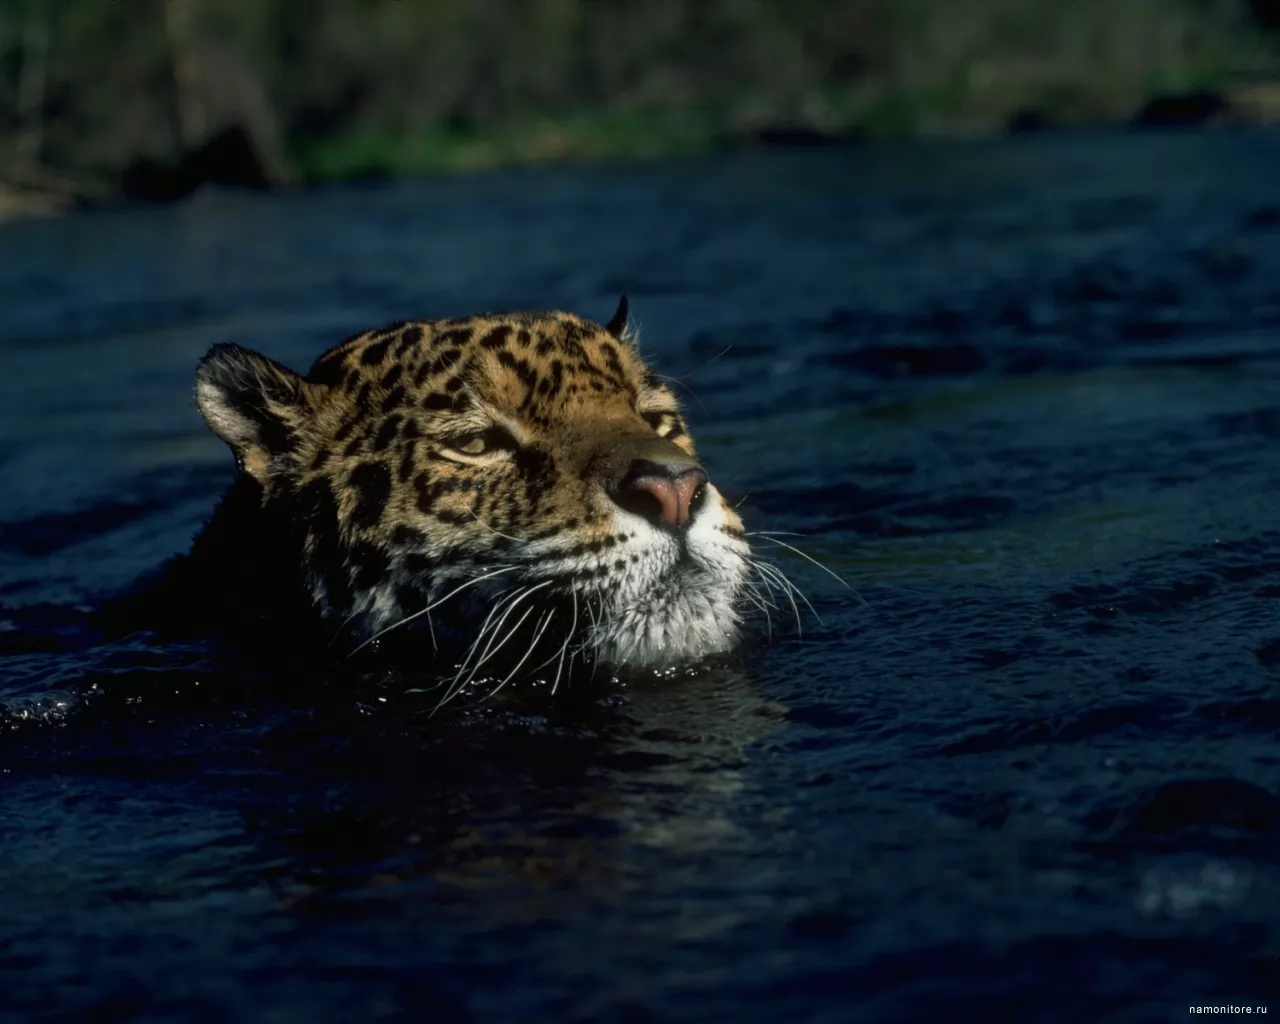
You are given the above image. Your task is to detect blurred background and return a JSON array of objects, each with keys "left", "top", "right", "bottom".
[{"left": 2, "top": 0, "right": 1280, "bottom": 210}]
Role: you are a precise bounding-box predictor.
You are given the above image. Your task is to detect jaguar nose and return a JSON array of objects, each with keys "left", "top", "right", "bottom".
[{"left": 611, "top": 460, "right": 708, "bottom": 531}]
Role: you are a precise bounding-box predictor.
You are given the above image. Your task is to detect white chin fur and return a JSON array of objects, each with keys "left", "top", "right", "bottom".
[
  {"left": 585, "top": 486, "right": 749, "bottom": 670},
  {"left": 591, "top": 582, "right": 743, "bottom": 669}
]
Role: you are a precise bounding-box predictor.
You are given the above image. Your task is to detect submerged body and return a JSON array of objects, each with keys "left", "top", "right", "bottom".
[{"left": 164, "top": 299, "right": 749, "bottom": 678}]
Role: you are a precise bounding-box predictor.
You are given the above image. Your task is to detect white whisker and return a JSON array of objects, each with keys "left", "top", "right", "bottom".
[
  {"left": 328, "top": 606, "right": 365, "bottom": 650},
  {"left": 742, "top": 581, "right": 775, "bottom": 639},
  {"left": 478, "top": 608, "right": 558, "bottom": 708},
  {"left": 751, "top": 535, "right": 852, "bottom": 591},
  {"left": 457, "top": 605, "right": 535, "bottom": 698},
  {"left": 551, "top": 593, "right": 579, "bottom": 695},
  {"left": 653, "top": 374, "right": 707, "bottom": 413},
  {"left": 753, "top": 560, "right": 806, "bottom": 633},
  {"left": 466, "top": 509, "right": 525, "bottom": 543},
  {"left": 448, "top": 580, "right": 553, "bottom": 699},
  {"left": 761, "top": 559, "right": 820, "bottom": 623},
  {"left": 349, "top": 564, "right": 522, "bottom": 656}
]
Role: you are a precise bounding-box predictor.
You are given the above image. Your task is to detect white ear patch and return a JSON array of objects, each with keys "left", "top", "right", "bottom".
[
  {"left": 194, "top": 342, "right": 308, "bottom": 480},
  {"left": 196, "top": 375, "right": 258, "bottom": 451}
]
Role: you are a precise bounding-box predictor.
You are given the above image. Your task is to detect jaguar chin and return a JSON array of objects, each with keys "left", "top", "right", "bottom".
[{"left": 163, "top": 297, "right": 757, "bottom": 686}]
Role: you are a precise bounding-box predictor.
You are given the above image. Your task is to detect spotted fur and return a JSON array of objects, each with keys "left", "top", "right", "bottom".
[{"left": 188, "top": 299, "right": 749, "bottom": 673}]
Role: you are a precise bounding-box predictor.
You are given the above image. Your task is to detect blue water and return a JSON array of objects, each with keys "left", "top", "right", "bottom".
[{"left": 3, "top": 129, "right": 1280, "bottom": 1022}]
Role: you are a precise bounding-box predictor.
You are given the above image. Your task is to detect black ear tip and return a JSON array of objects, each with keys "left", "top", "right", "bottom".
[
  {"left": 196, "top": 343, "right": 301, "bottom": 393},
  {"left": 197, "top": 342, "right": 251, "bottom": 376},
  {"left": 605, "top": 294, "right": 630, "bottom": 338},
  {"left": 203, "top": 342, "right": 244, "bottom": 358}
]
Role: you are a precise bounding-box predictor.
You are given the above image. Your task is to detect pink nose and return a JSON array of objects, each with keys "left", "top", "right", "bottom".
[{"left": 614, "top": 465, "right": 708, "bottom": 530}]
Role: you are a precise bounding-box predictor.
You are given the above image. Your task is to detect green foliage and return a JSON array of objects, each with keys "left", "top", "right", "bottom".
[{"left": 0, "top": 0, "right": 1275, "bottom": 187}]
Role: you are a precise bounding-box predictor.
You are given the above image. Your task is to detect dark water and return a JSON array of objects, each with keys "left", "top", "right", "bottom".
[{"left": 4, "top": 129, "right": 1280, "bottom": 1022}]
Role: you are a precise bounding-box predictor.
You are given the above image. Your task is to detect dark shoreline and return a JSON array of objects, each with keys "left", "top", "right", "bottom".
[{"left": 5, "top": 81, "right": 1279, "bottom": 221}]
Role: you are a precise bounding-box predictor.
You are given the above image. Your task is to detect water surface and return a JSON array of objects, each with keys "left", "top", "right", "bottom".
[{"left": 4, "top": 129, "right": 1280, "bottom": 1022}]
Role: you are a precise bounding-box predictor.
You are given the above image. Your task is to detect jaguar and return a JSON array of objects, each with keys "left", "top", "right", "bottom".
[{"left": 156, "top": 298, "right": 775, "bottom": 694}]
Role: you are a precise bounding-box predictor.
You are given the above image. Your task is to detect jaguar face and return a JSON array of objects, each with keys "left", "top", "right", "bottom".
[{"left": 194, "top": 299, "right": 750, "bottom": 686}]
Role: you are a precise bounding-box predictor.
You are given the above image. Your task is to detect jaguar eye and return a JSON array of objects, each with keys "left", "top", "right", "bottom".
[{"left": 448, "top": 426, "right": 517, "bottom": 456}]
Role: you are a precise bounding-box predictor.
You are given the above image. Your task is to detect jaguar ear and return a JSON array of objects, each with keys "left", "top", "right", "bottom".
[
  {"left": 195, "top": 343, "right": 313, "bottom": 483},
  {"left": 604, "top": 294, "right": 631, "bottom": 341}
]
